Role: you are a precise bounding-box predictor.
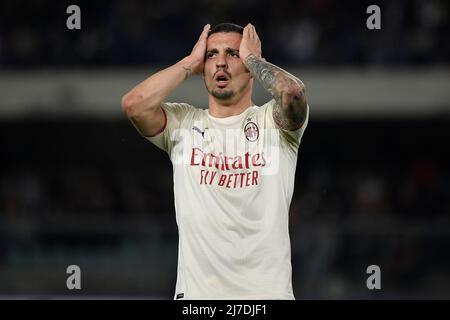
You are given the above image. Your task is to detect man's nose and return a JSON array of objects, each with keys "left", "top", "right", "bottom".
[{"left": 216, "top": 54, "right": 227, "bottom": 69}]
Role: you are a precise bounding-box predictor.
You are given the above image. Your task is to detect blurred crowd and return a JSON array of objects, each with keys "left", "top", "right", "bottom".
[
  {"left": 1, "top": 158, "right": 449, "bottom": 220},
  {"left": 1, "top": 118, "right": 449, "bottom": 298},
  {"left": 1, "top": 0, "right": 449, "bottom": 297},
  {"left": 1, "top": 116, "right": 450, "bottom": 298},
  {"left": 1, "top": 118, "right": 449, "bottom": 220},
  {"left": 0, "top": 0, "right": 449, "bottom": 67}
]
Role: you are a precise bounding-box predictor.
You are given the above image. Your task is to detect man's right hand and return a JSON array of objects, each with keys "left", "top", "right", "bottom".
[
  {"left": 186, "top": 24, "right": 211, "bottom": 75},
  {"left": 121, "top": 24, "right": 211, "bottom": 137}
]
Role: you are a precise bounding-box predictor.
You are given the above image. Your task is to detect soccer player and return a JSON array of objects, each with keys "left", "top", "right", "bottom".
[{"left": 121, "top": 23, "right": 309, "bottom": 300}]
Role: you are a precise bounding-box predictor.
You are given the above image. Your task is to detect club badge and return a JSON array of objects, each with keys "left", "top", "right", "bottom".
[{"left": 244, "top": 121, "right": 259, "bottom": 142}]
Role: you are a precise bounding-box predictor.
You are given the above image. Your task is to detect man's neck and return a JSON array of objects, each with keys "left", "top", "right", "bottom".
[{"left": 208, "top": 96, "right": 253, "bottom": 118}]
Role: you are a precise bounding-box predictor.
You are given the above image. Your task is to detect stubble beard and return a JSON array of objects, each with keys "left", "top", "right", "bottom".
[
  {"left": 211, "top": 88, "right": 235, "bottom": 100},
  {"left": 208, "top": 80, "right": 250, "bottom": 102}
]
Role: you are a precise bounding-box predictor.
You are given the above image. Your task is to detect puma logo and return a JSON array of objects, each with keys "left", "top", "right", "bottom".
[{"left": 192, "top": 126, "right": 208, "bottom": 138}]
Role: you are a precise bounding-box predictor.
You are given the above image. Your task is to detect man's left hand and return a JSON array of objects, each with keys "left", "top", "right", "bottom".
[{"left": 239, "top": 23, "right": 262, "bottom": 64}]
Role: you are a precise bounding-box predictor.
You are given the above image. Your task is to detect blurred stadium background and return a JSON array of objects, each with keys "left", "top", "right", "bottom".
[{"left": 1, "top": 0, "right": 450, "bottom": 299}]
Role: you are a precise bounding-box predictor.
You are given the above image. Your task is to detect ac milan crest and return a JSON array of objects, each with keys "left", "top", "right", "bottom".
[{"left": 244, "top": 121, "right": 259, "bottom": 142}]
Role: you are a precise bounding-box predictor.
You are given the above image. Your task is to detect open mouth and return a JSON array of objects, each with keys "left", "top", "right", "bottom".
[{"left": 215, "top": 72, "right": 230, "bottom": 88}]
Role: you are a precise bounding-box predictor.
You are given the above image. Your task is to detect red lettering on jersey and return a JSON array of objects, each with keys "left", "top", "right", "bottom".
[
  {"left": 191, "top": 148, "right": 203, "bottom": 166},
  {"left": 233, "top": 173, "right": 239, "bottom": 188},
  {"left": 232, "top": 156, "right": 243, "bottom": 169},
  {"left": 244, "top": 152, "right": 250, "bottom": 169},
  {"left": 200, "top": 169, "right": 205, "bottom": 184},
  {"left": 191, "top": 148, "right": 266, "bottom": 172},
  {"left": 252, "top": 170, "right": 259, "bottom": 185},
  {"left": 261, "top": 152, "right": 267, "bottom": 166},
  {"left": 218, "top": 174, "right": 226, "bottom": 186},
  {"left": 239, "top": 173, "right": 245, "bottom": 188},
  {"left": 225, "top": 175, "right": 233, "bottom": 188},
  {"left": 252, "top": 153, "right": 261, "bottom": 166},
  {"left": 245, "top": 172, "right": 251, "bottom": 187},
  {"left": 223, "top": 155, "right": 231, "bottom": 171},
  {"left": 203, "top": 153, "right": 219, "bottom": 169}
]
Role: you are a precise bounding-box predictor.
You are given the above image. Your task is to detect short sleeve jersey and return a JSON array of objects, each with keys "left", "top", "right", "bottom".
[{"left": 147, "top": 99, "right": 309, "bottom": 299}]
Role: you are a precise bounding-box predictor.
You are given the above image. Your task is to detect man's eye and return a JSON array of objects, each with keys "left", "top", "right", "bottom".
[
  {"left": 207, "top": 53, "right": 216, "bottom": 58},
  {"left": 229, "top": 52, "right": 239, "bottom": 57}
]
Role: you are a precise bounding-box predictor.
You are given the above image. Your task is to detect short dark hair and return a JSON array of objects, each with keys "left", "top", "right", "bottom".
[{"left": 208, "top": 23, "right": 244, "bottom": 37}]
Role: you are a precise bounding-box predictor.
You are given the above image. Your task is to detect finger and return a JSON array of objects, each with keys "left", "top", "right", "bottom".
[
  {"left": 249, "top": 24, "right": 255, "bottom": 40},
  {"left": 254, "top": 26, "right": 260, "bottom": 41},
  {"left": 252, "top": 25, "right": 258, "bottom": 41},
  {"left": 243, "top": 24, "right": 250, "bottom": 39},
  {"left": 199, "top": 24, "right": 210, "bottom": 39}
]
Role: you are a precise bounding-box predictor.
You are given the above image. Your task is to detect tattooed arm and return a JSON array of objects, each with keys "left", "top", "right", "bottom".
[
  {"left": 245, "top": 54, "right": 307, "bottom": 130},
  {"left": 240, "top": 24, "right": 307, "bottom": 130}
]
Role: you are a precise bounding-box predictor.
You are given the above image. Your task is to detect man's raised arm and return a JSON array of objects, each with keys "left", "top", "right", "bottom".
[
  {"left": 239, "top": 24, "right": 307, "bottom": 131},
  {"left": 121, "top": 24, "right": 211, "bottom": 137}
]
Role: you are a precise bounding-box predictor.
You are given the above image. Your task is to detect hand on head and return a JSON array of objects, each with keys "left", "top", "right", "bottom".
[
  {"left": 239, "top": 23, "right": 262, "bottom": 63},
  {"left": 188, "top": 24, "right": 211, "bottom": 75},
  {"left": 188, "top": 23, "right": 263, "bottom": 76}
]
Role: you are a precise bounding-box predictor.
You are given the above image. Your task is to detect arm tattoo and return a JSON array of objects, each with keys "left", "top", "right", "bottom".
[
  {"left": 182, "top": 66, "right": 192, "bottom": 80},
  {"left": 244, "top": 55, "right": 278, "bottom": 96},
  {"left": 244, "top": 54, "right": 307, "bottom": 130}
]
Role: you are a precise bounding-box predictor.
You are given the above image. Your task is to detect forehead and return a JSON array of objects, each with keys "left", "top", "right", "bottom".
[{"left": 207, "top": 32, "right": 242, "bottom": 50}]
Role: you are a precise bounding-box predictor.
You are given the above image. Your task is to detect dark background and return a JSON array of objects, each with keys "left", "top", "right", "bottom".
[{"left": 0, "top": 0, "right": 449, "bottom": 299}]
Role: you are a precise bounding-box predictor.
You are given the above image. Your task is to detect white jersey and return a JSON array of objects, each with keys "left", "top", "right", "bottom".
[{"left": 147, "top": 99, "right": 309, "bottom": 300}]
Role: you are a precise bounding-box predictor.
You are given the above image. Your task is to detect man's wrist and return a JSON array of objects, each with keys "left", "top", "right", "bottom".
[
  {"left": 244, "top": 53, "right": 262, "bottom": 69},
  {"left": 243, "top": 53, "right": 261, "bottom": 75},
  {"left": 243, "top": 53, "right": 255, "bottom": 66},
  {"left": 182, "top": 66, "right": 192, "bottom": 80},
  {"left": 179, "top": 56, "right": 195, "bottom": 80}
]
